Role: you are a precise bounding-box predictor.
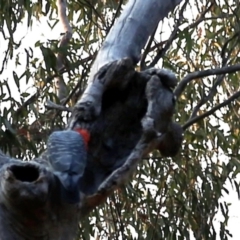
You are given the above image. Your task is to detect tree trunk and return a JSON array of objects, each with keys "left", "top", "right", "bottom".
[{"left": 0, "top": 0, "right": 182, "bottom": 239}]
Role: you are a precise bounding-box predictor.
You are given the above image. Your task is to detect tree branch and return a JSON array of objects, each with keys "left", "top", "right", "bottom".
[
  {"left": 107, "top": 0, "right": 124, "bottom": 33},
  {"left": 174, "top": 64, "right": 240, "bottom": 99},
  {"left": 184, "top": 30, "right": 240, "bottom": 120},
  {"left": 45, "top": 100, "right": 72, "bottom": 112},
  {"left": 54, "top": 0, "right": 73, "bottom": 102},
  {"left": 190, "top": 74, "right": 225, "bottom": 119},
  {"left": 89, "top": 0, "right": 183, "bottom": 82},
  {"left": 183, "top": 90, "right": 240, "bottom": 130},
  {"left": 69, "top": 0, "right": 183, "bottom": 130}
]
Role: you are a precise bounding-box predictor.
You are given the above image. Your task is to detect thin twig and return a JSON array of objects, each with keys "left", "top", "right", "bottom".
[
  {"left": 14, "top": 55, "right": 92, "bottom": 118},
  {"left": 0, "top": 48, "right": 9, "bottom": 74},
  {"left": 190, "top": 74, "right": 225, "bottom": 119},
  {"left": 107, "top": 0, "right": 124, "bottom": 33},
  {"left": 189, "top": 29, "right": 240, "bottom": 119},
  {"left": 81, "top": 0, "right": 106, "bottom": 30},
  {"left": 140, "top": 26, "right": 158, "bottom": 70},
  {"left": 15, "top": 72, "right": 62, "bottom": 117},
  {"left": 185, "top": 1, "right": 215, "bottom": 30},
  {"left": 52, "top": 67, "right": 89, "bottom": 120},
  {"left": 221, "top": 31, "right": 240, "bottom": 63},
  {"left": 146, "top": 1, "right": 214, "bottom": 69},
  {"left": 183, "top": 90, "right": 240, "bottom": 130},
  {"left": 109, "top": 196, "right": 119, "bottom": 240},
  {"left": 148, "top": 0, "right": 189, "bottom": 68},
  {"left": 45, "top": 100, "right": 72, "bottom": 112}
]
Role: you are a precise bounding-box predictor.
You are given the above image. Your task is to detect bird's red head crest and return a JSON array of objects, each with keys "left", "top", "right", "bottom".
[{"left": 74, "top": 128, "right": 91, "bottom": 149}]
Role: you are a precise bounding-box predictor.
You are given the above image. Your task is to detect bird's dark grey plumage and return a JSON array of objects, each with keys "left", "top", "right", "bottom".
[{"left": 46, "top": 130, "right": 87, "bottom": 203}]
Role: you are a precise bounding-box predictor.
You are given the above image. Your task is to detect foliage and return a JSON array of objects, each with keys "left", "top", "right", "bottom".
[{"left": 1, "top": 0, "right": 240, "bottom": 239}]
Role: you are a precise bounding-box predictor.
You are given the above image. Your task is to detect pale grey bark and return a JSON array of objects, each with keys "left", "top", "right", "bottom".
[
  {"left": 54, "top": 0, "right": 72, "bottom": 102},
  {"left": 0, "top": 156, "right": 79, "bottom": 240},
  {"left": 90, "top": 0, "right": 183, "bottom": 81},
  {"left": 70, "top": 0, "right": 183, "bottom": 130}
]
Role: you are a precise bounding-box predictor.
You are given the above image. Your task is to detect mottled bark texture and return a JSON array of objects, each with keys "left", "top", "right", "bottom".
[
  {"left": 0, "top": 0, "right": 183, "bottom": 239},
  {"left": 0, "top": 159, "right": 79, "bottom": 240},
  {"left": 73, "top": 61, "right": 183, "bottom": 215}
]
